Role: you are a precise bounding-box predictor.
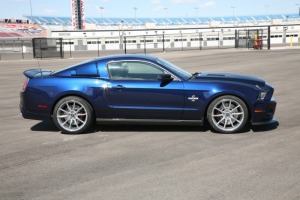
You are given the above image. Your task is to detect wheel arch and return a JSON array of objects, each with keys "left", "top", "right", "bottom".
[
  {"left": 50, "top": 93, "right": 96, "bottom": 120},
  {"left": 203, "top": 92, "right": 252, "bottom": 123}
]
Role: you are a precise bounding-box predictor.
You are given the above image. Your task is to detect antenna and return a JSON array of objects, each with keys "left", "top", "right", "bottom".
[{"left": 36, "top": 58, "right": 44, "bottom": 78}]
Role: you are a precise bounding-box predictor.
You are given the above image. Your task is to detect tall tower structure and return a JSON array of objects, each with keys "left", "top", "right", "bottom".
[{"left": 71, "top": 0, "right": 85, "bottom": 30}]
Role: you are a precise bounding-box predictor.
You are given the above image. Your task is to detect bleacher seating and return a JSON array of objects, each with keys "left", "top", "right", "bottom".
[
  {"left": 0, "top": 23, "right": 47, "bottom": 38},
  {"left": 24, "top": 14, "right": 300, "bottom": 27}
]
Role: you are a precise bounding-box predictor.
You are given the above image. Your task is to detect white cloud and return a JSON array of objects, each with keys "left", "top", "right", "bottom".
[
  {"left": 171, "top": 0, "right": 197, "bottom": 3},
  {"left": 199, "top": 1, "right": 216, "bottom": 8},
  {"left": 151, "top": 0, "right": 160, "bottom": 4}
]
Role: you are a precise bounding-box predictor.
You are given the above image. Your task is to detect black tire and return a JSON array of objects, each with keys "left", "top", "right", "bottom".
[
  {"left": 207, "top": 95, "right": 248, "bottom": 133},
  {"left": 53, "top": 96, "right": 94, "bottom": 134}
]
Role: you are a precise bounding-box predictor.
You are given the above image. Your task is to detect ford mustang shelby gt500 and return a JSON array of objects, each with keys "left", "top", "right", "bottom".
[{"left": 20, "top": 54, "right": 276, "bottom": 134}]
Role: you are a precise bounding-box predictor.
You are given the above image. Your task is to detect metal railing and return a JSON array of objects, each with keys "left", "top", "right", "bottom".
[{"left": 0, "top": 25, "right": 299, "bottom": 61}]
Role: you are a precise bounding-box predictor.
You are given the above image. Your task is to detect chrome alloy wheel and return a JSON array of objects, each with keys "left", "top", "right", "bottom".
[
  {"left": 211, "top": 99, "right": 245, "bottom": 132},
  {"left": 56, "top": 100, "right": 88, "bottom": 132}
]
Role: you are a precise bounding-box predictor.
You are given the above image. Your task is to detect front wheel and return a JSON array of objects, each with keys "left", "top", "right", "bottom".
[
  {"left": 207, "top": 95, "right": 248, "bottom": 133},
  {"left": 53, "top": 96, "right": 94, "bottom": 134}
]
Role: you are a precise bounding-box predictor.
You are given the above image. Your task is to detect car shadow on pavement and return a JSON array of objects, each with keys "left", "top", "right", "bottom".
[
  {"left": 31, "top": 120, "right": 60, "bottom": 132},
  {"left": 30, "top": 120, "right": 211, "bottom": 134},
  {"left": 30, "top": 120, "right": 279, "bottom": 134},
  {"left": 89, "top": 124, "right": 211, "bottom": 133},
  {"left": 251, "top": 121, "right": 279, "bottom": 132}
]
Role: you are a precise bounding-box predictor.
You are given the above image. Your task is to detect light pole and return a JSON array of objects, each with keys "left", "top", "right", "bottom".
[
  {"left": 133, "top": 7, "right": 137, "bottom": 19},
  {"left": 29, "top": 0, "right": 33, "bottom": 21},
  {"left": 231, "top": 6, "right": 235, "bottom": 18},
  {"left": 194, "top": 7, "right": 199, "bottom": 18},
  {"left": 265, "top": 5, "right": 269, "bottom": 15},
  {"left": 121, "top": 20, "right": 124, "bottom": 37},
  {"left": 164, "top": 7, "right": 168, "bottom": 18},
  {"left": 296, "top": 4, "right": 300, "bottom": 16},
  {"left": 99, "top": 6, "right": 104, "bottom": 26}
]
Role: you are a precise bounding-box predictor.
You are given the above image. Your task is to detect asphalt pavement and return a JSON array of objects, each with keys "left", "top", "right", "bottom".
[{"left": 0, "top": 48, "right": 300, "bottom": 200}]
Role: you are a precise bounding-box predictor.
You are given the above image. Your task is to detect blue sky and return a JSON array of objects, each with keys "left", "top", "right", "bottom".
[{"left": 0, "top": 0, "right": 299, "bottom": 19}]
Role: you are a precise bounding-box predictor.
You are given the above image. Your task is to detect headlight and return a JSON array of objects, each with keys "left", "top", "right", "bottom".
[
  {"left": 256, "top": 85, "right": 268, "bottom": 100},
  {"left": 257, "top": 91, "right": 267, "bottom": 100}
]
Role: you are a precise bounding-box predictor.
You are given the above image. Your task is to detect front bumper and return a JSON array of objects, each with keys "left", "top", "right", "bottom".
[{"left": 251, "top": 98, "right": 277, "bottom": 125}]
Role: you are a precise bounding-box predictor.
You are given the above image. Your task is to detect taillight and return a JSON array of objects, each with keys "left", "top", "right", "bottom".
[{"left": 22, "top": 78, "right": 29, "bottom": 91}]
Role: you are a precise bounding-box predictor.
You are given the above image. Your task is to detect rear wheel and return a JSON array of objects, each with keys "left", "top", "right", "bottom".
[
  {"left": 207, "top": 95, "right": 248, "bottom": 133},
  {"left": 53, "top": 96, "right": 93, "bottom": 134}
]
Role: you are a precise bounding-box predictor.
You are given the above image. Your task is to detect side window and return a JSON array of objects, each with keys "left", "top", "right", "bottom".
[
  {"left": 107, "top": 62, "right": 126, "bottom": 79},
  {"left": 107, "top": 61, "right": 165, "bottom": 80}
]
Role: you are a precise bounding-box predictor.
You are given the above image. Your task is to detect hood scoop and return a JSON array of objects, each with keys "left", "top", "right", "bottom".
[
  {"left": 206, "top": 74, "right": 226, "bottom": 77},
  {"left": 193, "top": 72, "right": 266, "bottom": 86}
]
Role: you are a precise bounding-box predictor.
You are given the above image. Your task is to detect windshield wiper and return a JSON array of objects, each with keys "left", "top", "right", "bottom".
[{"left": 188, "top": 72, "right": 201, "bottom": 80}]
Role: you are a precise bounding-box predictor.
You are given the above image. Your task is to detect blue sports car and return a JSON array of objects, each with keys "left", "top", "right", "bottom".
[{"left": 20, "top": 54, "right": 276, "bottom": 134}]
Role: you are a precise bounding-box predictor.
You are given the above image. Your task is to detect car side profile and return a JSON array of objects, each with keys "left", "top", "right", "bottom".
[{"left": 20, "top": 54, "right": 277, "bottom": 134}]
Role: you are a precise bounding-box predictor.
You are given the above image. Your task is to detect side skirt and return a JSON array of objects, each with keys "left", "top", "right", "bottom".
[{"left": 96, "top": 118, "right": 203, "bottom": 126}]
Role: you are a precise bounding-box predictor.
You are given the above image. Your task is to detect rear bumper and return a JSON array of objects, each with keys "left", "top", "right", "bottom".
[
  {"left": 251, "top": 98, "right": 277, "bottom": 125},
  {"left": 20, "top": 91, "right": 50, "bottom": 120},
  {"left": 20, "top": 104, "right": 49, "bottom": 120}
]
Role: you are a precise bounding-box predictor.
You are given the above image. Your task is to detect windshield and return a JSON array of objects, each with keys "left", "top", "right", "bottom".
[{"left": 156, "top": 58, "right": 191, "bottom": 80}]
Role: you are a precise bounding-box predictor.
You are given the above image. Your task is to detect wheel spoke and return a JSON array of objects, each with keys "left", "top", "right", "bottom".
[
  {"left": 213, "top": 114, "right": 223, "bottom": 117},
  {"left": 232, "top": 112, "right": 243, "bottom": 115},
  {"left": 229, "top": 118, "right": 234, "bottom": 128},
  {"left": 77, "top": 113, "right": 87, "bottom": 116},
  {"left": 216, "top": 117, "right": 225, "bottom": 125},
  {"left": 76, "top": 106, "right": 84, "bottom": 113},
  {"left": 232, "top": 117, "right": 242, "bottom": 124},
  {"left": 214, "top": 107, "right": 223, "bottom": 113},
  {"left": 61, "top": 117, "right": 71, "bottom": 126},
  {"left": 222, "top": 101, "right": 226, "bottom": 110},
  {"left": 74, "top": 119, "right": 79, "bottom": 128},
  {"left": 76, "top": 117, "right": 85, "bottom": 124},
  {"left": 223, "top": 119, "right": 227, "bottom": 128},
  {"left": 66, "top": 102, "right": 72, "bottom": 111},
  {"left": 59, "top": 108, "right": 69, "bottom": 113},
  {"left": 68, "top": 119, "right": 72, "bottom": 129},
  {"left": 228, "top": 100, "right": 232, "bottom": 109},
  {"left": 232, "top": 105, "right": 241, "bottom": 111},
  {"left": 57, "top": 115, "right": 68, "bottom": 118}
]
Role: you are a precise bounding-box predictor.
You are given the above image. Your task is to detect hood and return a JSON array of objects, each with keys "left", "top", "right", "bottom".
[{"left": 193, "top": 72, "right": 265, "bottom": 86}]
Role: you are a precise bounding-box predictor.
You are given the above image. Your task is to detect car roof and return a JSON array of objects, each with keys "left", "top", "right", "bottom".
[
  {"left": 95, "top": 54, "right": 159, "bottom": 62},
  {"left": 52, "top": 54, "right": 160, "bottom": 76}
]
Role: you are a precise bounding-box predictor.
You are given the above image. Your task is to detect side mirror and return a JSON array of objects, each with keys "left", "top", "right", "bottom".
[{"left": 158, "top": 74, "right": 174, "bottom": 82}]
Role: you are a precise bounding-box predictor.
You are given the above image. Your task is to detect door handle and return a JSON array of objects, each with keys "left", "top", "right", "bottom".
[{"left": 112, "top": 85, "right": 125, "bottom": 90}]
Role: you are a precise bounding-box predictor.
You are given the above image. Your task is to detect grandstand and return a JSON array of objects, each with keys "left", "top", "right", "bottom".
[
  {"left": 25, "top": 14, "right": 300, "bottom": 29},
  {"left": 0, "top": 14, "right": 299, "bottom": 39},
  {"left": 0, "top": 22, "right": 47, "bottom": 38},
  {"left": 1, "top": 13, "right": 299, "bottom": 56}
]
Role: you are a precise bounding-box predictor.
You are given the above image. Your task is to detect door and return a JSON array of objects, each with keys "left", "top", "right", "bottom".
[{"left": 106, "top": 60, "right": 185, "bottom": 120}]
